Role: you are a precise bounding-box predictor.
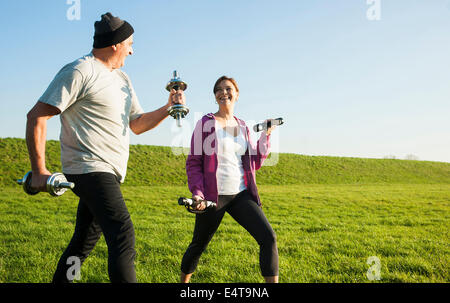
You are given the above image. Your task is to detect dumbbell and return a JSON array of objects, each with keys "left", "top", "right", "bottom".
[
  {"left": 17, "top": 171, "right": 75, "bottom": 196},
  {"left": 178, "top": 197, "right": 216, "bottom": 214},
  {"left": 253, "top": 117, "right": 284, "bottom": 132},
  {"left": 166, "top": 70, "right": 189, "bottom": 127}
]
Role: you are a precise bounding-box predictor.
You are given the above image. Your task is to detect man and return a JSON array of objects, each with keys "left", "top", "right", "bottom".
[{"left": 26, "top": 12, "right": 185, "bottom": 283}]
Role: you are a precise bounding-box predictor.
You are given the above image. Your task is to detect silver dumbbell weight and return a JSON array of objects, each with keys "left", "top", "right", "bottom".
[
  {"left": 253, "top": 117, "right": 284, "bottom": 132},
  {"left": 178, "top": 197, "right": 216, "bottom": 214},
  {"left": 17, "top": 171, "right": 75, "bottom": 196},
  {"left": 166, "top": 70, "right": 189, "bottom": 127}
]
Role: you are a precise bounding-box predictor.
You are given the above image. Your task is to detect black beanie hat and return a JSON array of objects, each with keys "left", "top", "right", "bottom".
[{"left": 93, "top": 12, "right": 134, "bottom": 48}]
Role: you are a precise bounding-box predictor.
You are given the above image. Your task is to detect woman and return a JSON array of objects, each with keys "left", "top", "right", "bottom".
[{"left": 180, "top": 76, "right": 279, "bottom": 283}]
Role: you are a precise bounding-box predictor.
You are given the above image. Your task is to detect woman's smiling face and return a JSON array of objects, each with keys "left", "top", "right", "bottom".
[{"left": 214, "top": 79, "right": 239, "bottom": 106}]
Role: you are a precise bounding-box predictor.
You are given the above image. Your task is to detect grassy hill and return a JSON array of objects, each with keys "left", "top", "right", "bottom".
[
  {"left": 1, "top": 137, "right": 450, "bottom": 187},
  {"left": 1, "top": 137, "right": 449, "bottom": 283}
]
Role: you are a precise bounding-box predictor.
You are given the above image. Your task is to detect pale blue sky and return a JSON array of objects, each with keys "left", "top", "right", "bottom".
[{"left": 1, "top": 0, "right": 449, "bottom": 162}]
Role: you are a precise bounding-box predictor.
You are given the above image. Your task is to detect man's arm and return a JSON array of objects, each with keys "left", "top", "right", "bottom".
[
  {"left": 129, "top": 103, "right": 170, "bottom": 135},
  {"left": 129, "top": 88, "right": 185, "bottom": 135},
  {"left": 26, "top": 101, "right": 61, "bottom": 191}
]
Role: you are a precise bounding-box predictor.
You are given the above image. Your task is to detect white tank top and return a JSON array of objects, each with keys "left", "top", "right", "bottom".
[{"left": 215, "top": 121, "right": 247, "bottom": 195}]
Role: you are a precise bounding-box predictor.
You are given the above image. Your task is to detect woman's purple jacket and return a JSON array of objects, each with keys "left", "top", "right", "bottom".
[{"left": 186, "top": 113, "right": 271, "bottom": 206}]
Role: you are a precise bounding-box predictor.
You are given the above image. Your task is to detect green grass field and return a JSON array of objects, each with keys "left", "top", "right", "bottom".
[
  {"left": 1, "top": 184, "right": 448, "bottom": 283},
  {"left": 0, "top": 138, "right": 449, "bottom": 282}
]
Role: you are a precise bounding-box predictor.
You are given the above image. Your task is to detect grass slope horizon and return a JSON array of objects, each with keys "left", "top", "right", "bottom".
[
  {"left": 1, "top": 137, "right": 449, "bottom": 283},
  {"left": 1, "top": 137, "right": 450, "bottom": 187}
]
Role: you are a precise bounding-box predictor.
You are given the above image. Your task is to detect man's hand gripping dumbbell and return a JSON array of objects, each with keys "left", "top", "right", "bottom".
[{"left": 17, "top": 171, "right": 75, "bottom": 197}]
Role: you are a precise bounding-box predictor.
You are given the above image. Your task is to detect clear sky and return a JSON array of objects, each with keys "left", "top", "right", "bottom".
[{"left": 1, "top": 0, "right": 449, "bottom": 162}]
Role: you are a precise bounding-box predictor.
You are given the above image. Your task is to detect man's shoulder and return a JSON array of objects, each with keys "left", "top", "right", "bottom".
[
  {"left": 58, "top": 54, "right": 95, "bottom": 79},
  {"left": 71, "top": 54, "right": 96, "bottom": 76}
]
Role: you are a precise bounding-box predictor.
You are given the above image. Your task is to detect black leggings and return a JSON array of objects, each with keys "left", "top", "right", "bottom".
[
  {"left": 181, "top": 190, "right": 278, "bottom": 277},
  {"left": 52, "top": 172, "right": 136, "bottom": 283}
]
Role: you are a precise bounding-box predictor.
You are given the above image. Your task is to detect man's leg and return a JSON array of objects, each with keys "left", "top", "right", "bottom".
[
  {"left": 81, "top": 172, "right": 136, "bottom": 283},
  {"left": 52, "top": 197, "right": 102, "bottom": 283},
  {"left": 54, "top": 172, "right": 136, "bottom": 283}
]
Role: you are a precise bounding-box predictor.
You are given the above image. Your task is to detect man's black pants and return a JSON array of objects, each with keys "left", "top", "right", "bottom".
[{"left": 52, "top": 172, "right": 136, "bottom": 283}]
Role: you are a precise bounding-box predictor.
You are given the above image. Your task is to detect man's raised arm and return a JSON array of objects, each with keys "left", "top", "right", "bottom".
[{"left": 129, "top": 88, "right": 185, "bottom": 135}]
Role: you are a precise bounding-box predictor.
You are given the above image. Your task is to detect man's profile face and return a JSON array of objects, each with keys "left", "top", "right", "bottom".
[{"left": 114, "top": 35, "right": 134, "bottom": 68}]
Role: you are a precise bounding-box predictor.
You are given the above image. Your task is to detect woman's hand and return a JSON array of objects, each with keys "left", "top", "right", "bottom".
[
  {"left": 264, "top": 119, "right": 277, "bottom": 136},
  {"left": 192, "top": 195, "right": 206, "bottom": 211}
]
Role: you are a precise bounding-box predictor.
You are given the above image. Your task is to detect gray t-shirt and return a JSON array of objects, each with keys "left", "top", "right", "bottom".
[{"left": 39, "top": 53, "right": 144, "bottom": 182}]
